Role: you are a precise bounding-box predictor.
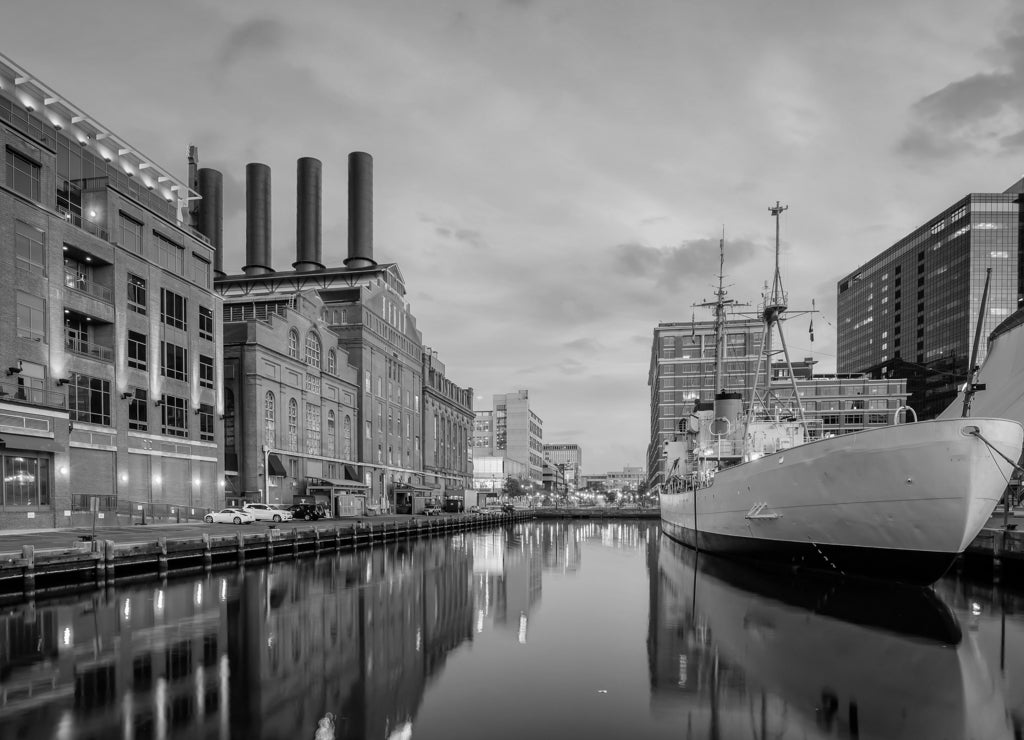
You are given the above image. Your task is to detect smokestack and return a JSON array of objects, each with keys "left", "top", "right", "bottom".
[
  {"left": 196, "top": 167, "right": 224, "bottom": 277},
  {"left": 293, "top": 157, "right": 323, "bottom": 272},
  {"left": 243, "top": 163, "right": 272, "bottom": 275},
  {"left": 345, "top": 151, "right": 375, "bottom": 269}
]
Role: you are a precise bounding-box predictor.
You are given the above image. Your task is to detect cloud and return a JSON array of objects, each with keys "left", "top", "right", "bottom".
[
  {"left": 899, "top": 9, "right": 1024, "bottom": 160},
  {"left": 563, "top": 337, "right": 603, "bottom": 353},
  {"left": 612, "top": 237, "right": 759, "bottom": 292},
  {"left": 218, "top": 18, "right": 288, "bottom": 69}
]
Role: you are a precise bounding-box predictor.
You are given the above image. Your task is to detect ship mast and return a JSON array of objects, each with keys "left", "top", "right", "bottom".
[
  {"left": 746, "top": 202, "right": 811, "bottom": 431},
  {"left": 694, "top": 230, "right": 739, "bottom": 397}
]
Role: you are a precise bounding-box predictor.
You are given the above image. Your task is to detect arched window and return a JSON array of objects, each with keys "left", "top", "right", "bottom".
[
  {"left": 343, "top": 415, "right": 352, "bottom": 459},
  {"left": 288, "top": 398, "right": 298, "bottom": 452},
  {"left": 264, "top": 392, "right": 276, "bottom": 447},
  {"left": 327, "top": 410, "right": 336, "bottom": 457},
  {"left": 305, "top": 331, "right": 321, "bottom": 368},
  {"left": 327, "top": 349, "right": 337, "bottom": 375},
  {"left": 288, "top": 329, "right": 300, "bottom": 359}
]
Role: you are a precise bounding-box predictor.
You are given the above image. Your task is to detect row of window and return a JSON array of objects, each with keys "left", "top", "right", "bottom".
[
  {"left": 263, "top": 391, "right": 354, "bottom": 459},
  {"left": 67, "top": 375, "right": 215, "bottom": 440}
]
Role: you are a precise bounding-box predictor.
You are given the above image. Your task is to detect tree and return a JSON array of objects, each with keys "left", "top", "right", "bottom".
[
  {"left": 503, "top": 476, "right": 525, "bottom": 498},
  {"left": 604, "top": 490, "right": 618, "bottom": 505}
]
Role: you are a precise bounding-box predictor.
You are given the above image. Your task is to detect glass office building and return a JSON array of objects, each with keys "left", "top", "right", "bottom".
[{"left": 837, "top": 180, "right": 1023, "bottom": 418}]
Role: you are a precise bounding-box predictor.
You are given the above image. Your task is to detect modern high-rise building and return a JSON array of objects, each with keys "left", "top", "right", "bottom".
[
  {"left": 837, "top": 179, "right": 1023, "bottom": 418},
  {"left": 0, "top": 54, "right": 224, "bottom": 529},
  {"left": 472, "top": 390, "right": 543, "bottom": 484}
]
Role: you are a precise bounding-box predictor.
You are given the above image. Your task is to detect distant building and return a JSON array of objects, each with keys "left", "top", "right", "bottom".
[
  {"left": 542, "top": 443, "right": 582, "bottom": 492},
  {"left": 0, "top": 54, "right": 223, "bottom": 528},
  {"left": 421, "top": 347, "right": 474, "bottom": 495},
  {"left": 472, "top": 455, "right": 527, "bottom": 492},
  {"left": 472, "top": 390, "right": 543, "bottom": 484},
  {"left": 837, "top": 179, "right": 1024, "bottom": 418}
]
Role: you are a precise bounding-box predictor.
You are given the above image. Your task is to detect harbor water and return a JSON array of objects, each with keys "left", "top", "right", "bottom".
[{"left": 0, "top": 520, "right": 1021, "bottom": 739}]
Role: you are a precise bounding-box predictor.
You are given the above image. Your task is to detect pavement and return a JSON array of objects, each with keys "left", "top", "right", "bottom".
[{"left": 0, "top": 513, "right": 462, "bottom": 555}]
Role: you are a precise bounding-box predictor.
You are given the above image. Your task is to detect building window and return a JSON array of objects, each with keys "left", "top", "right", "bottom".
[
  {"left": 264, "top": 392, "right": 276, "bottom": 447},
  {"left": 155, "top": 232, "right": 184, "bottom": 272},
  {"left": 344, "top": 415, "right": 352, "bottom": 459},
  {"left": 16, "top": 291, "right": 45, "bottom": 341},
  {"left": 1, "top": 454, "right": 49, "bottom": 507},
  {"left": 198, "top": 403, "right": 215, "bottom": 442},
  {"left": 305, "top": 332, "right": 321, "bottom": 368},
  {"left": 6, "top": 149, "right": 40, "bottom": 200},
  {"left": 128, "top": 331, "right": 148, "bottom": 370},
  {"left": 128, "top": 274, "right": 147, "bottom": 315},
  {"left": 288, "top": 329, "right": 300, "bottom": 359},
  {"left": 160, "top": 289, "right": 187, "bottom": 330},
  {"left": 160, "top": 342, "right": 188, "bottom": 381},
  {"left": 327, "top": 350, "right": 337, "bottom": 375},
  {"left": 14, "top": 221, "right": 45, "bottom": 274},
  {"left": 199, "top": 355, "right": 215, "bottom": 389},
  {"left": 119, "top": 213, "right": 143, "bottom": 255},
  {"left": 161, "top": 395, "right": 189, "bottom": 437},
  {"left": 305, "top": 373, "right": 321, "bottom": 395},
  {"left": 327, "top": 410, "right": 336, "bottom": 457},
  {"left": 305, "top": 403, "right": 321, "bottom": 455},
  {"left": 364, "top": 370, "right": 370, "bottom": 392},
  {"left": 128, "top": 388, "right": 148, "bottom": 431},
  {"left": 190, "top": 253, "right": 211, "bottom": 288},
  {"left": 198, "top": 306, "right": 214, "bottom": 341},
  {"left": 288, "top": 398, "right": 298, "bottom": 452},
  {"left": 365, "top": 421, "right": 371, "bottom": 439},
  {"left": 68, "top": 372, "right": 111, "bottom": 426}
]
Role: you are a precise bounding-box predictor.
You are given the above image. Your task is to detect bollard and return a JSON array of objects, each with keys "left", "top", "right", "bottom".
[
  {"left": 21, "top": 545, "right": 35, "bottom": 599},
  {"left": 157, "top": 537, "right": 168, "bottom": 576},
  {"left": 104, "top": 540, "right": 116, "bottom": 583},
  {"left": 93, "top": 539, "right": 106, "bottom": 584},
  {"left": 202, "top": 533, "right": 212, "bottom": 571}
]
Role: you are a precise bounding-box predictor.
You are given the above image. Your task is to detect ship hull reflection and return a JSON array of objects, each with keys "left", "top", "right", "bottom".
[{"left": 655, "top": 535, "right": 1013, "bottom": 740}]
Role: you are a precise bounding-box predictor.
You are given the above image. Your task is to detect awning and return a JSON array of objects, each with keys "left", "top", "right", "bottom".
[
  {"left": 344, "top": 464, "right": 361, "bottom": 482},
  {"left": 267, "top": 454, "right": 287, "bottom": 477}
]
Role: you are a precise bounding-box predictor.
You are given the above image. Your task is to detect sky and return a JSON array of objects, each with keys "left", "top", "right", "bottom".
[{"left": 4, "top": 0, "right": 1024, "bottom": 474}]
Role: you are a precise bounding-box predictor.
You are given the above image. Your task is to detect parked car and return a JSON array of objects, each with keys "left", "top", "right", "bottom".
[
  {"left": 468, "top": 505, "right": 482, "bottom": 514},
  {"left": 243, "top": 503, "right": 292, "bottom": 522},
  {"left": 288, "top": 504, "right": 322, "bottom": 521},
  {"left": 501, "top": 503, "right": 515, "bottom": 513},
  {"left": 423, "top": 504, "right": 442, "bottom": 516},
  {"left": 205, "top": 508, "right": 255, "bottom": 525}
]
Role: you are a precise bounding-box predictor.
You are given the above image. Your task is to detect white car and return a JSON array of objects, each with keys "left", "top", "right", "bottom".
[
  {"left": 205, "top": 508, "right": 255, "bottom": 525},
  {"left": 243, "top": 503, "right": 293, "bottom": 522}
]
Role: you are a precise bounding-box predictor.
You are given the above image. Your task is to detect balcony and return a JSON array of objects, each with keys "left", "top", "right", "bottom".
[
  {"left": 64, "top": 269, "right": 112, "bottom": 303},
  {"left": 64, "top": 330, "right": 113, "bottom": 362},
  {"left": 0, "top": 380, "right": 67, "bottom": 410},
  {"left": 56, "top": 207, "right": 109, "bottom": 241}
]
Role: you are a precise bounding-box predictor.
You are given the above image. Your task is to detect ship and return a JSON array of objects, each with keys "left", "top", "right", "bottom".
[
  {"left": 653, "top": 536, "right": 1013, "bottom": 739},
  {"left": 658, "top": 204, "right": 1024, "bottom": 585}
]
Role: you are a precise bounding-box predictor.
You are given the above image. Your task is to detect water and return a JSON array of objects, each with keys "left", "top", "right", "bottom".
[{"left": 0, "top": 520, "right": 1021, "bottom": 739}]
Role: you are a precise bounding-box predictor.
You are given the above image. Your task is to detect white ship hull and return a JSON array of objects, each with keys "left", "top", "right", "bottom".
[{"left": 660, "top": 417, "right": 1024, "bottom": 584}]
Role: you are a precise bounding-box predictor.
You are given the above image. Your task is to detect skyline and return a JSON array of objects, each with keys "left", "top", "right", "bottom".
[{"left": 3, "top": 0, "right": 1023, "bottom": 473}]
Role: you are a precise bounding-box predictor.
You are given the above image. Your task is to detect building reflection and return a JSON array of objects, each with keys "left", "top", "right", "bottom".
[{"left": 0, "top": 521, "right": 656, "bottom": 739}]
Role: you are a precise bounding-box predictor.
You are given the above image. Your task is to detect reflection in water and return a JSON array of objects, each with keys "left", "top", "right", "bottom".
[
  {"left": 5, "top": 522, "right": 1014, "bottom": 739},
  {"left": 651, "top": 536, "right": 1014, "bottom": 740},
  {"left": 0, "top": 520, "right": 648, "bottom": 739}
]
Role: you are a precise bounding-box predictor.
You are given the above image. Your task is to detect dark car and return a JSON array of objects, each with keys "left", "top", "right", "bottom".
[
  {"left": 288, "top": 504, "right": 322, "bottom": 521},
  {"left": 501, "top": 503, "right": 515, "bottom": 513}
]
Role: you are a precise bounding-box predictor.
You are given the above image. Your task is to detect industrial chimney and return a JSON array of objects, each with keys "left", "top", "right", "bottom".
[
  {"left": 345, "top": 152, "right": 376, "bottom": 269},
  {"left": 293, "top": 157, "right": 324, "bottom": 272},
  {"left": 243, "top": 163, "right": 272, "bottom": 275},
  {"left": 195, "top": 167, "right": 224, "bottom": 277}
]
